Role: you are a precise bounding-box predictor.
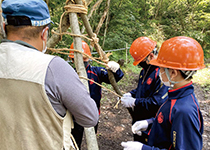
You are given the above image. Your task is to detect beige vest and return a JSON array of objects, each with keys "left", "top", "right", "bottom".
[{"left": 0, "top": 42, "right": 75, "bottom": 150}]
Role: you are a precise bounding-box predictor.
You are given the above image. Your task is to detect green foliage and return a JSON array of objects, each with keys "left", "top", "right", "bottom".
[{"left": 48, "top": 0, "right": 210, "bottom": 60}]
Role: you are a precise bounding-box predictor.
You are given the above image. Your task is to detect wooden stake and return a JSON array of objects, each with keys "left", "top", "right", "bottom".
[{"left": 67, "top": 1, "right": 99, "bottom": 150}]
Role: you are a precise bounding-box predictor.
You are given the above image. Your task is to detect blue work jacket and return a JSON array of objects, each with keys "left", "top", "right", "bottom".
[
  {"left": 86, "top": 64, "right": 124, "bottom": 110},
  {"left": 129, "top": 65, "right": 168, "bottom": 124},
  {"left": 143, "top": 82, "right": 203, "bottom": 150}
]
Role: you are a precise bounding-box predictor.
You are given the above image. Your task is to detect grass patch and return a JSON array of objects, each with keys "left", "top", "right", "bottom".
[
  {"left": 193, "top": 67, "right": 210, "bottom": 87},
  {"left": 193, "top": 66, "right": 210, "bottom": 99}
]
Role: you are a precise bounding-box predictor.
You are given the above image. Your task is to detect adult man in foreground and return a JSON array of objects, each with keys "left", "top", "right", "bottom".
[{"left": 0, "top": 0, "right": 99, "bottom": 149}]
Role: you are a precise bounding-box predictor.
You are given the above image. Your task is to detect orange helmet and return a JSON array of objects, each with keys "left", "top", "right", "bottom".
[
  {"left": 149, "top": 36, "right": 205, "bottom": 70},
  {"left": 69, "top": 41, "right": 91, "bottom": 58},
  {"left": 130, "top": 37, "right": 157, "bottom": 66}
]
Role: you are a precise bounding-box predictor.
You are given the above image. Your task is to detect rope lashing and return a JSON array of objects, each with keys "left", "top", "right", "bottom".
[
  {"left": 49, "top": 0, "right": 122, "bottom": 108},
  {"left": 59, "top": 0, "right": 88, "bottom": 41}
]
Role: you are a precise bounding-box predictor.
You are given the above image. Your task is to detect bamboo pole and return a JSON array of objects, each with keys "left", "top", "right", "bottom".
[{"left": 67, "top": 1, "right": 99, "bottom": 150}]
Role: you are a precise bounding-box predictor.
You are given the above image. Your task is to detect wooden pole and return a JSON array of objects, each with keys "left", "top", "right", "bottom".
[
  {"left": 67, "top": 1, "right": 99, "bottom": 150},
  {"left": 75, "top": 0, "right": 123, "bottom": 97}
]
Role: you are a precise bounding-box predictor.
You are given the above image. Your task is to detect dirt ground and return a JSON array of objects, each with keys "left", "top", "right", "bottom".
[{"left": 81, "top": 71, "right": 210, "bottom": 150}]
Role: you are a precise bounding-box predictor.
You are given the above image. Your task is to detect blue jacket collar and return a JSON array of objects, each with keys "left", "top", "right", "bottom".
[{"left": 168, "top": 82, "right": 194, "bottom": 100}]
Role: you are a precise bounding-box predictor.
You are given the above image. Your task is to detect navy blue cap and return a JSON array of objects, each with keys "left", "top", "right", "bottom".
[{"left": 2, "top": 0, "right": 53, "bottom": 26}]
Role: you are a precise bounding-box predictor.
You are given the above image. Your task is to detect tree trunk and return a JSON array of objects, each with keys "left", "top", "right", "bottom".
[
  {"left": 94, "top": 0, "right": 110, "bottom": 35},
  {"left": 102, "top": 11, "right": 109, "bottom": 48},
  {"left": 81, "top": 0, "right": 103, "bottom": 34}
]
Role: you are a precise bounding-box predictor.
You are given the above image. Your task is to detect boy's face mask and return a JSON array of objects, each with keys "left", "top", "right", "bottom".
[
  {"left": 138, "top": 61, "right": 148, "bottom": 68},
  {"left": 159, "top": 71, "right": 170, "bottom": 87}
]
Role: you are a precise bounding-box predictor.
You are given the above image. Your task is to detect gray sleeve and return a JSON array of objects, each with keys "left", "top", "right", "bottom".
[{"left": 45, "top": 56, "right": 99, "bottom": 127}]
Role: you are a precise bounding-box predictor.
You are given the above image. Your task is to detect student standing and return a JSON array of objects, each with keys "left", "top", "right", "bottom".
[{"left": 121, "top": 36, "right": 204, "bottom": 150}]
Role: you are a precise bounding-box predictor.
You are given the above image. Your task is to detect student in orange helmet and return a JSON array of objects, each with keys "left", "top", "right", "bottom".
[
  {"left": 70, "top": 41, "right": 124, "bottom": 148},
  {"left": 120, "top": 37, "right": 168, "bottom": 144},
  {"left": 121, "top": 36, "right": 204, "bottom": 150}
]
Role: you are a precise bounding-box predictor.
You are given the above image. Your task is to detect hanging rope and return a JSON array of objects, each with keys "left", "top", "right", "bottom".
[
  {"left": 79, "top": 76, "right": 122, "bottom": 98},
  {"left": 79, "top": 76, "right": 122, "bottom": 108}
]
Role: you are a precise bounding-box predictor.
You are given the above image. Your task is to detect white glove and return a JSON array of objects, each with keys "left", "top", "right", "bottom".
[
  {"left": 132, "top": 119, "right": 153, "bottom": 136},
  {"left": 121, "top": 96, "right": 135, "bottom": 108},
  {"left": 123, "top": 92, "right": 132, "bottom": 97},
  {"left": 107, "top": 61, "right": 120, "bottom": 73},
  {"left": 121, "top": 141, "right": 143, "bottom": 150}
]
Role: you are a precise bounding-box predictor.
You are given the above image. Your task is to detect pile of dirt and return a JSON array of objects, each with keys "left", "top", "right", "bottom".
[{"left": 81, "top": 71, "right": 210, "bottom": 150}]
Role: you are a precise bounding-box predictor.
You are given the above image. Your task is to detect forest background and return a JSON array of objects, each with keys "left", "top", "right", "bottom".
[
  {"left": 0, "top": 0, "right": 209, "bottom": 149},
  {"left": 44, "top": 2, "right": 210, "bottom": 148},
  {"left": 44, "top": 0, "right": 210, "bottom": 102},
  {"left": 46, "top": 0, "right": 210, "bottom": 61}
]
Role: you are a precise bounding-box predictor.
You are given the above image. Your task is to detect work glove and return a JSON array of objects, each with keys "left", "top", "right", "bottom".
[
  {"left": 107, "top": 61, "right": 120, "bottom": 73},
  {"left": 121, "top": 96, "right": 135, "bottom": 108},
  {"left": 132, "top": 119, "right": 153, "bottom": 136},
  {"left": 123, "top": 92, "right": 132, "bottom": 97},
  {"left": 121, "top": 141, "right": 143, "bottom": 150}
]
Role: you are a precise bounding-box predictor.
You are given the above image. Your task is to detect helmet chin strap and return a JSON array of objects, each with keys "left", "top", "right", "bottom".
[
  {"left": 165, "top": 68, "right": 195, "bottom": 89},
  {"left": 164, "top": 68, "right": 178, "bottom": 88}
]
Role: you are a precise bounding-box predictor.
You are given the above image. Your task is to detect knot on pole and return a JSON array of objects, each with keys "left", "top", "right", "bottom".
[
  {"left": 64, "top": 4, "right": 88, "bottom": 15},
  {"left": 90, "top": 33, "right": 99, "bottom": 48},
  {"left": 58, "top": 0, "right": 88, "bottom": 40},
  {"left": 65, "top": 0, "right": 88, "bottom": 14}
]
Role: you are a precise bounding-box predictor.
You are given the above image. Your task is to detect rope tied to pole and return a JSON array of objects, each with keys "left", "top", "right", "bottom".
[
  {"left": 58, "top": 0, "right": 88, "bottom": 41},
  {"left": 48, "top": 0, "right": 123, "bottom": 108}
]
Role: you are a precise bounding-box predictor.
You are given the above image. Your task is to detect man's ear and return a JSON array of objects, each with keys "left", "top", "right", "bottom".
[{"left": 41, "top": 27, "right": 49, "bottom": 41}]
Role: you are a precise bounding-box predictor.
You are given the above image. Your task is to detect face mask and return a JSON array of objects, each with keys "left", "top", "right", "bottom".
[
  {"left": 84, "top": 61, "right": 89, "bottom": 68},
  {"left": 159, "top": 71, "right": 171, "bottom": 87},
  {"left": 41, "top": 29, "right": 48, "bottom": 53},
  {"left": 42, "top": 40, "right": 47, "bottom": 53},
  {"left": 138, "top": 61, "right": 148, "bottom": 68}
]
